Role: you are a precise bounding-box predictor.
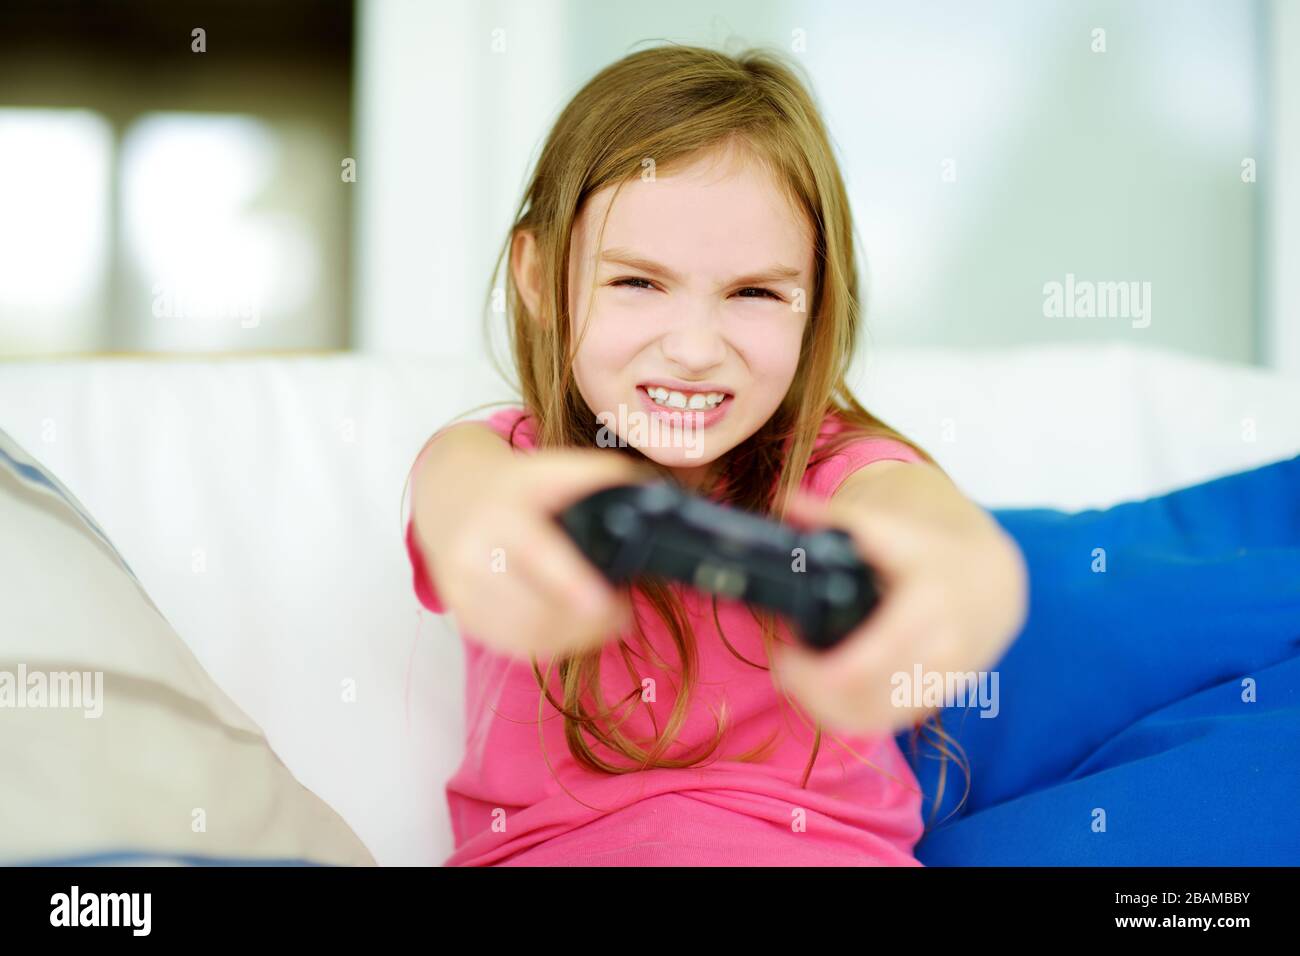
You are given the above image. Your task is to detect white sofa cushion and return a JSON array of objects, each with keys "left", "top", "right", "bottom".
[
  {"left": 0, "top": 426, "right": 374, "bottom": 865},
  {"left": 0, "top": 343, "right": 1296, "bottom": 864}
]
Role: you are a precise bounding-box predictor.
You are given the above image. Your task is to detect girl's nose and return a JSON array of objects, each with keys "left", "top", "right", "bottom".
[{"left": 660, "top": 314, "right": 726, "bottom": 374}]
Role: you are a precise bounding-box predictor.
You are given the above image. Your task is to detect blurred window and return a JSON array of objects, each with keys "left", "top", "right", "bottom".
[
  {"left": 0, "top": 0, "right": 353, "bottom": 356},
  {"left": 0, "top": 109, "right": 112, "bottom": 351}
]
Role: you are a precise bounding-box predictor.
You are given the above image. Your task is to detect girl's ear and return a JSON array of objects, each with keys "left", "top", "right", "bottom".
[{"left": 510, "top": 229, "right": 545, "bottom": 322}]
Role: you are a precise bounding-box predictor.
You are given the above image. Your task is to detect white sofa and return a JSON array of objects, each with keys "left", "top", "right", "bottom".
[{"left": 1, "top": 342, "right": 1297, "bottom": 865}]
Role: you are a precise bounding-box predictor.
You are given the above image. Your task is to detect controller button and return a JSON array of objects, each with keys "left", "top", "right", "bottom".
[
  {"left": 604, "top": 503, "right": 640, "bottom": 537},
  {"left": 822, "top": 572, "right": 857, "bottom": 604},
  {"left": 639, "top": 482, "right": 678, "bottom": 515},
  {"left": 693, "top": 563, "right": 747, "bottom": 598},
  {"left": 806, "top": 531, "right": 855, "bottom": 564}
]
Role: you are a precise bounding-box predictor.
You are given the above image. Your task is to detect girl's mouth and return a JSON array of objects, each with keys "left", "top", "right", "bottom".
[{"left": 635, "top": 385, "right": 733, "bottom": 428}]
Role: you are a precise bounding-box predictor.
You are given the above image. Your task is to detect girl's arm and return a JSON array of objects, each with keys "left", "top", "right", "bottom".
[
  {"left": 410, "top": 422, "right": 517, "bottom": 574},
  {"left": 775, "top": 459, "right": 1029, "bottom": 735}
]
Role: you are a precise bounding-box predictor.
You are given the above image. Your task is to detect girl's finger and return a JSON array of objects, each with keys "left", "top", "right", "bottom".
[
  {"left": 462, "top": 560, "right": 554, "bottom": 659},
  {"left": 471, "top": 547, "right": 627, "bottom": 660},
  {"left": 520, "top": 450, "right": 657, "bottom": 515},
  {"left": 785, "top": 487, "right": 923, "bottom": 585},
  {"left": 514, "top": 518, "right": 621, "bottom": 622},
  {"left": 778, "top": 580, "right": 938, "bottom": 698},
  {"left": 776, "top": 638, "right": 905, "bottom": 735},
  {"left": 843, "top": 582, "right": 949, "bottom": 683}
]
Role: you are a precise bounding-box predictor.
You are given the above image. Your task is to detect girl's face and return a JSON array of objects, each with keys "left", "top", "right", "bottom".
[{"left": 562, "top": 144, "right": 814, "bottom": 488}]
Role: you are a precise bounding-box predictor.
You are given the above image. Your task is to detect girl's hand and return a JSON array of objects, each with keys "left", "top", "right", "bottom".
[
  {"left": 422, "top": 445, "right": 656, "bottom": 661},
  {"left": 773, "top": 464, "right": 1029, "bottom": 737}
]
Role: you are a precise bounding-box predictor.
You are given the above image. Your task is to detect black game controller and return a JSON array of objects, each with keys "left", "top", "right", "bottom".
[{"left": 558, "top": 481, "right": 881, "bottom": 650}]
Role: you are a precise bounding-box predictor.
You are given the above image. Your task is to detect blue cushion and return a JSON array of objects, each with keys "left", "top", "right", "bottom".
[{"left": 897, "top": 454, "right": 1300, "bottom": 865}]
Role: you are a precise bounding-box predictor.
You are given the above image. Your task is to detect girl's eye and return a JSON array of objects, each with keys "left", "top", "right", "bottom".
[{"left": 611, "top": 278, "right": 783, "bottom": 301}]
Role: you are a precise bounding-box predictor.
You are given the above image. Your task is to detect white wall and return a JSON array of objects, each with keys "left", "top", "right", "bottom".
[
  {"left": 800, "top": 0, "right": 1261, "bottom": 362},
  {"left": 353, "top": 0, "right": 567, "bottom": 360},
  {"left": 1268, "top": 0, "right": 1300, "bottom": 375},
  {"left": 353, "top": 0, "right": 1278, "bottom": 370}
]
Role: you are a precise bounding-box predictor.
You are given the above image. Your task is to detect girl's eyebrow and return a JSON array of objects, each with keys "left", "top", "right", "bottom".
[{"left": 599, "top": 247, "right": 802, "bottom": 286}]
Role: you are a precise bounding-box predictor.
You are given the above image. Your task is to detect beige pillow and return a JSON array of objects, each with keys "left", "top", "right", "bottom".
[{"left": 0, "top": 427, "right": 374, "bottom": 865}]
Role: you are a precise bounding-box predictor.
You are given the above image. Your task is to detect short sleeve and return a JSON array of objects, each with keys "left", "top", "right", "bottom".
[
  {"left": 406, "top": 516, "right": 446, "bottom": 614},
  {"left": 483, "top": 406, "right": 537, "bottom": 448},
  {"left": 803, "top": 436, "right": 926, "bottom": 501}
]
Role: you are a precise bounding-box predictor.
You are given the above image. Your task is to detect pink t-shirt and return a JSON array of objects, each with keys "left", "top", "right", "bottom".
[{"left": 405, "top": 406, "right": 928, "bottom": 866}]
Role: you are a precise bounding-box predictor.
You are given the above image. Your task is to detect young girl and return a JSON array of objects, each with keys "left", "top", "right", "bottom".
[{"left": 405, "top": 44, "right": 1028, "bottom": 866}]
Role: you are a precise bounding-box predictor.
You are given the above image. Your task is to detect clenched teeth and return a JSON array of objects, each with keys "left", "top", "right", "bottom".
[{"left": 644, "top": 387, "right": 727, "bottom": 409}]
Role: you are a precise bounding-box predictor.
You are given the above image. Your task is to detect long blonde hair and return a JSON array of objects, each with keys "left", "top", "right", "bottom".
[{"left": 465, "top": 43, "right": 968, "bottom": 827}]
